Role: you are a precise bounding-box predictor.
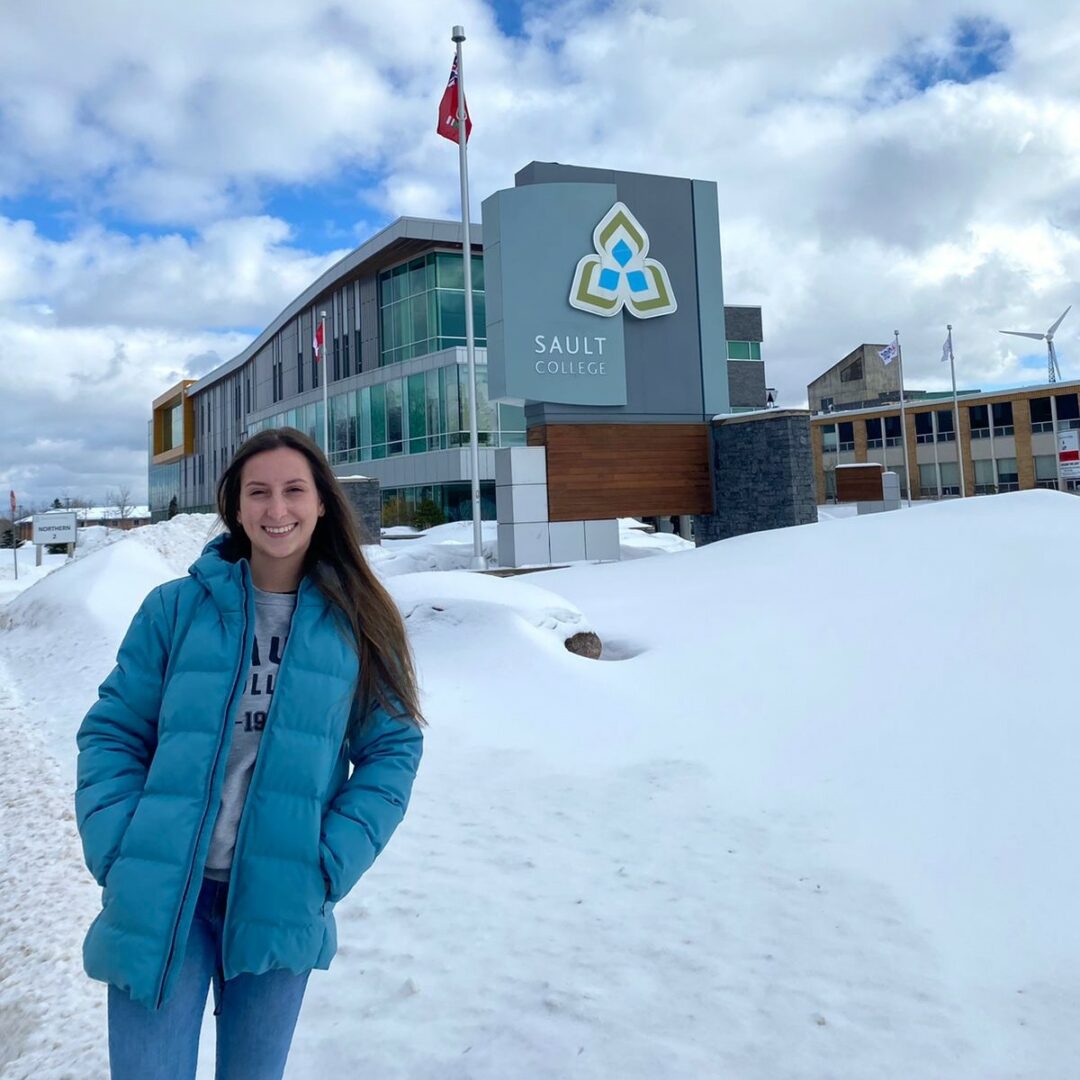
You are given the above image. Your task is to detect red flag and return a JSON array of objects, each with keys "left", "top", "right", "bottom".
[
  {"left": 312, "top": 321, "right": 324, "bottom": 362},
  {"left": 437, "top": 56, "right": 472, "bottom": 143}
]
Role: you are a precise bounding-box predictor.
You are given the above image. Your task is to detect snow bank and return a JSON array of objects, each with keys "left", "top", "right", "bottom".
[
  {"left": 6, "top": 491, "right": 1080, "bottom": 1076},
  {"left": 387, "top": 570, "right": 592, "bottom": 649}
]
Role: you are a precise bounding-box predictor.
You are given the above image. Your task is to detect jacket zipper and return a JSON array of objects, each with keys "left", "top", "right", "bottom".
[
  {"left": 153, "top": 581, "right": 252, "bottom": 1010},
  {"left": 220, "top": 577, "right": 309, "bottom": 976}
]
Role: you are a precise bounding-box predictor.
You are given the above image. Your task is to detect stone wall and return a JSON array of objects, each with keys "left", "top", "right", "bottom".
[
  {"left": 337, "top": 475, "right": 382, "bottom": 545},
  {"left": 727, "top": 359, "right": 766, "bottom": 409},
  {"left": 694, "top": 409, "right": 817, "bottom": 544}
]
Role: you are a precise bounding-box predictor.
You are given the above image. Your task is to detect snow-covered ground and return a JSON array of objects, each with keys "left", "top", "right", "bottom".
[{"left": 1, "top": 494, "right": 1078, "bottom": 1077}]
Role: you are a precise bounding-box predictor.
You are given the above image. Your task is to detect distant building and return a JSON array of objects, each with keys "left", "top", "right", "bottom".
[
  {"left": 809, "top": 376, "right": 1080, "bottom": 503},
  {"left": 808, "top": 344, "right": 903, "bottom": 414},
  {"left": 15, "top": 505, "right": 151, "bottom": 543}
]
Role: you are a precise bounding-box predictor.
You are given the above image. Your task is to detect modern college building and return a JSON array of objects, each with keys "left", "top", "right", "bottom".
[
  {"left": 149, "top": 161, "right": 771, "bottom": 527},
  {"left": 149, "top": 162, "right": 815, "bottom": 561},
  {"left": 808, "top": 348, "right": 1080, "bottom": 501}
]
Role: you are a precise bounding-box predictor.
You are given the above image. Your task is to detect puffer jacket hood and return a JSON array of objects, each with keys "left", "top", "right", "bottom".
[{"left": 75, "top": 535, "right": 423, "bottom": 1009}]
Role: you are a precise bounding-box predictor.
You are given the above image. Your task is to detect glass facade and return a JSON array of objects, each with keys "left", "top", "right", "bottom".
[
  {"left": 149, "top": 461, "right": 182, "bottom": 522},
  {"left": 382, "top": 482, "right": 497, "bottom": 524},
  {"left": 248, "top": 364, "right": 526, "bottom": 465},
  {"left": 378, "top": 252, "right": 486, "bottom": 367}
]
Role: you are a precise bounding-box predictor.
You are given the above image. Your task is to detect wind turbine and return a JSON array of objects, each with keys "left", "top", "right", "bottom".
[{"left": 1000, "top": 305, "right": 1071, "bottom": 383}]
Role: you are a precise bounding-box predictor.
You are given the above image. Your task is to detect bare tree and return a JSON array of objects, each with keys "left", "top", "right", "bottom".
[{"left": 106, "top": 485, "right": 134, "bottom": 527}]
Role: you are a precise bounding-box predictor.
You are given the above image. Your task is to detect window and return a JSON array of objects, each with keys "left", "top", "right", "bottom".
[
  {"left": 378, "top": 252, "right": 487, "bottom": 367},
  {"left": 969, "top": 404, "right": 990, "bottom": 438},
  {"left": 939, "top": 461, "right": 961, "bottom": 496},
  {"left": 821, "top": 424, "right": 837, "bottom": 452},
  {"left": 838, "top": 421, "right": 854, "bottom": 452},
  {"left": 865, "top": 417, "right": 883, "bottom": 448},
  {"left": 820, "top": 396, "right": 835, "bottom": 413},
  {"left": 1035, "top": 455, "right": 1058, "bottom": 489},
  {"left": 168, "top": 403, "right": 183, "bottom": 450},
  {"left": 915, "top": 412, "right": 934, "bottom": 444},
  {"left": 1030, "top": 396, "right": 1052, "bottom": 432},
  {"left": 919, "top": 463, "right": 939, "bottom": 497},
  {"left": 935, "top": 409, "right": 956, "bottom": 442},
  {"left": 727, "top": 341, "right": 761, "bottom": 361},
  {"left": 992, "top": 402, "right": 1013, "bottom": 437},
  {"left": 884, "top": 415, "right": 903, "bottom": 446},
  {"left": 840, "top": 359, "right": 863, "bottom": 383},
  {"left": 1054, "top": 392, "right": 1080, "bottom": 429},
  {"left": 974, "top": 458, "right": 995, "bottom": 493},
  {"left": 995, "top": 457, "right": 1019, "bottom": 492}
]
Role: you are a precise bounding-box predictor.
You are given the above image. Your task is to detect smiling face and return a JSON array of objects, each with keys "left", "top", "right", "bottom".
[{"left": 236, "top": 447, "right": 324, "bottom": 591}]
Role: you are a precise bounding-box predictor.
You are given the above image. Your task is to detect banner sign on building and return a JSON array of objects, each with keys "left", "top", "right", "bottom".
[
  {"left": 1059, "top": 429, "right": 1080, "bottom": 480},
  {"left": 483, "top": 182, "right": 633, "bottom": 406}
]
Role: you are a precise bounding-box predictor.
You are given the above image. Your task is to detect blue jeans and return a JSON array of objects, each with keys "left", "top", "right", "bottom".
[{"left": 108, "top": 877, "right": 310, "bottom": 1080}]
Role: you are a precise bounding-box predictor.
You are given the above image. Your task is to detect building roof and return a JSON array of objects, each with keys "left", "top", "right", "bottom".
[
  {"left": 810, "top": 376, "right": 1080, "bottom": 422},
  {"left": 189, "top": 217, "right": 483, "bottom": 395},
  {"left": 16, "top": 506, "right": 151, "bottom": 525}
]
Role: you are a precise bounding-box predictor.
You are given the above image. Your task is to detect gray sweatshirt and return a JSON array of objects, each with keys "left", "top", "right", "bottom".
[{"left": 204, "top": 586, "right": 297, "bottom": 880}]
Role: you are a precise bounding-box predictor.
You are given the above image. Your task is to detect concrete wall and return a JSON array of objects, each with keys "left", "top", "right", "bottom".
[
  {"left": 808, "top": 344, "right": 899, "bottom": 413},
  {"left": 694, "top": 409, "right": 817, "bottom": 544}
]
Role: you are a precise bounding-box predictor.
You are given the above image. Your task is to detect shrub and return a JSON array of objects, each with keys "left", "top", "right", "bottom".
[
  {"left": 411, "top": 499, "right": 446, "bottom": 530},
  {"left": 381, "top": 496, "right": 411, "bottom": 528}
]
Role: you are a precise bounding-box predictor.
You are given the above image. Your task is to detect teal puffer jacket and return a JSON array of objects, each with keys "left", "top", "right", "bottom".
[{"left": 75, "top": 535, "right": 423, "bottom": 1010}]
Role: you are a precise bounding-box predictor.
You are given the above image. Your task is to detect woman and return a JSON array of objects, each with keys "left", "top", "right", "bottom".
[{"left": 75, "top": 428, "right": 424, "bottom": 1079}]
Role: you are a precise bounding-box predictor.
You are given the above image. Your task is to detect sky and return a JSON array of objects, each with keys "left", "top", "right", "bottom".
[{"left": 1, "top": 0, "right": 1078, "bottom": 508}]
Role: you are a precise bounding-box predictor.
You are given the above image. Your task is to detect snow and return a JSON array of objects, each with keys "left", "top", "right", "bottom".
[
  {"left": 14, "top": 506, "right": 151, "bottom": 525},
  {"left": 2, "top": 492, "right": 1079, "bottom": 1077}
]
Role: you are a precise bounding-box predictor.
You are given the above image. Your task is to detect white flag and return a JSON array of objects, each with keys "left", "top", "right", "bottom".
[
  {"left": 878, "top": 342, "right": 898, "bottom": 365},
  {"left": 941, "top": 336, "right": 951, "bottom": 363}
]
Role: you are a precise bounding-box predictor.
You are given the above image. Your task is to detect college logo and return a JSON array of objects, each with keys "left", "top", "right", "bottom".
[{"left": 569, "top": 202, "right": 677, "bottom": 319}]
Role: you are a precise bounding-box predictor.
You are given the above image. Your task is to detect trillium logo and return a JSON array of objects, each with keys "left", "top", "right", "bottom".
[{"left": 569, "top": 202, "right": 677, "bottom": 319}]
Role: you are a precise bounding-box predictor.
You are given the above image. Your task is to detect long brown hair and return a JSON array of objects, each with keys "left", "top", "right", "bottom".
[{"left": 216, "top": 428, "right": 424, "bottom": 731}]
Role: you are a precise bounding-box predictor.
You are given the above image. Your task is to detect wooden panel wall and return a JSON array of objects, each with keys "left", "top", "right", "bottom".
[
  {"left": 528, "top": 424, "right": 713, "bottom": 521},
  {"left": 835, "top": 464, "right": 884, "bottom": 502}
]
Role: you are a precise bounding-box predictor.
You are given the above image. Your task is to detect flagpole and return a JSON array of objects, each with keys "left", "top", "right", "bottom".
[
  {"left": 320, "top": 310, "right": 329, "bottom": 459},
  {"left": 947, "top": 325, "right": 966, "bottom": 497},
  {"left": 895, "top": 330, "right": 912, "bottom": 507},
  {"left": 453, "top": 24, "right": 485, "bottom": 570}
]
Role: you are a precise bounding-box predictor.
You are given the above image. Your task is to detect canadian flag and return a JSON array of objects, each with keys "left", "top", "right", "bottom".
[
  {"left": 437, "top": 56, "right": 472, "bottom": 143},
  {"left": 312, "top": 320, "right": 324, "bottom": 361}
]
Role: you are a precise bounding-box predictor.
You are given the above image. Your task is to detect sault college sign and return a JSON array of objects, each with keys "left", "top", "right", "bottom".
[{"left": 483, "top": 183, "right": 681, "bottom": 407}]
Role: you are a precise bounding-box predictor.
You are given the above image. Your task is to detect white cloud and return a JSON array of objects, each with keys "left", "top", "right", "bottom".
[{"left": 1, "top": 0, "right": 1079, "bottom": 504}]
